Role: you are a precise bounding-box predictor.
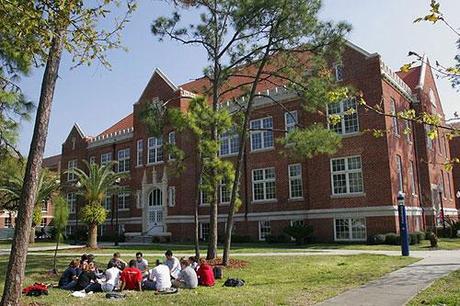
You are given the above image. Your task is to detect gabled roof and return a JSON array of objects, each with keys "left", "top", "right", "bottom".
[
  {"left": 43, "top": 154, "right": 61, "bottom": 168},
  {"left": 396, "top": 66, "right": 422, "bottom": 90},
  {"left": 97, "top": 113, "right": 134, "bottom": 137}
]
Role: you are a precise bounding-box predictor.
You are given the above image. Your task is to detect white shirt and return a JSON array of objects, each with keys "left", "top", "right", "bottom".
[
  {"left": 165, "top": 256, "right": 181, "bottom": 278},
  {"left": 148, "top": 265, "right": 171, "bottom": 290},
  {"left": 105, "top": 267, "right": 121, "bottom": 287}
]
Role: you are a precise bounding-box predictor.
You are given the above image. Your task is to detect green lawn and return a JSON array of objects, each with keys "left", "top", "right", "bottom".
[
  {"left": 10, "top": 254, "right": 417, "bottom": 305},
  {"left": 408, "top": 269, "right": 460, "bottom": 306},
  {"left": 0, "top": 240, "right": 69, "bottom": 248}
]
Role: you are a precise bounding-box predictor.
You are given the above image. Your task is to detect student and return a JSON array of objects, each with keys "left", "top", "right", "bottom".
[
  {"left": 135, "top": 252, "right": 149, "bottom": 275},
  {"left": 107, "top": 252, "right": 127, "bottom": 271},
  {"left": 196, "top": 258, "right": 215, "bottom": 286},
  {"left": 75, "top": 262, "right": 98, "bottom": 291},
  {"left": 144, "top": 259, "right": 171, "bottom": 291},
  {"left": 164, "top": 250, "right": 181, "bottom": 279},
  {"left": 101, "top": 262, "right": 122, "bottom": 292},
  {"left": 59, "top": 259, "right": 80, "bottom": 290},
  {"left": 120, "top": 260, "right": 143, "bottom": 291},
  {"left": 173, "top": 258, "right": 198, "bottom": 289},
  {"left": 188, "top": 256, "right": 199, "bottom": 270}
]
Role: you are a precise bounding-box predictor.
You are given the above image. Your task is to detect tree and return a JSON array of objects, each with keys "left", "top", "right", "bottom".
[
  {"left": 51, "top": 195, "right": 69, "bottom": 274},
  {"left": 0, "top": 1, "right": 135, "bottom": 304},
  {"left": 0, "top": 168, "right": 60, "bottom": 244},
  {"left": 72, "top": 161, "right": 126, "bottom": 249},
  {"left": 152, "top": 0, "right": 349, "bottom": 263}
]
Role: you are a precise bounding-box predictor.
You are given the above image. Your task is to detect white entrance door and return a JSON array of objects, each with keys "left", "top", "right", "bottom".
[{"left": 147, "top": 189, "right": 164, "bottom": 234}]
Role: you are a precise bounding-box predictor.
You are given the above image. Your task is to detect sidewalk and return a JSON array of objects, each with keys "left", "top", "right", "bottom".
[
  {"left": 0, "top": 244, "right": 85, "bottom": 255},
  {"left": 318, "top": 249, "right": 460, "bottom": 306}
]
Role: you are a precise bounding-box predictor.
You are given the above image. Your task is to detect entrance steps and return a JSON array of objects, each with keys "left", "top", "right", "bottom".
[{"left": 124, "top": 232, "right": 172, "bottom": 244}]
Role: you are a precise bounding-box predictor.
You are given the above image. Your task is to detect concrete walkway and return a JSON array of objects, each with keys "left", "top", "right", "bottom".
[
  {"left": 319, "top": 249, "right": 460, "bottom": 306},
  {"left": 0, "top": 244, "right": 85, "bottom": 256}
]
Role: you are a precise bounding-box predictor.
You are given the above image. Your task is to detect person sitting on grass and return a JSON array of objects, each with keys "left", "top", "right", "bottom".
[
  {"left": 165, "top": 250, "right": 181, "bottom": 279},
  {"left": 75, "top": 262, "right": 98, "bottom": 292},
  {"left": 196, "top": 258, "right": 215, "bottom": 287},
  {"left": 120, "top": 259, "right": 143, "bottom": 291},
  {"left": 173, "top": 258, "right": 198, "bottom": 289},
  {"left": 107, "top": 252, "right": 127, "bottom": 271},
  {"left": 143, "top": 259, "right": 171, "bottom": 291},
  {"left": 101, "top": 262, "right": 122, "bottom": 292},
  {"left": 135, "top": 252, "right": 149, "bottom": 276},
  {"left": 59, "top": 259, "right": 80, "bottom": 290},
  {"left": 188, "top": 256, "right": 199, "bottom": 270}
]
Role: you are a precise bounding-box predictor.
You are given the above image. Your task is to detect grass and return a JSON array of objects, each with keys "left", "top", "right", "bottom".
[
  {"left": 408, "top": 269, "right": 460, "bottom": 306},
  {"left": 8, "top": 253, "right": 417, "bottom": 305},
  {"left": 0, "top": 240, "right": 69, "bottom": 248}
]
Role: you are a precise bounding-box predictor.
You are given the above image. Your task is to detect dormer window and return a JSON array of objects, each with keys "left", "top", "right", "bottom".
[
  {"left": 334, "top": 64, "right": 344, "bottom": 82},
  {"left": 429, "top": 88, "right": 436, "bottom": 108}
]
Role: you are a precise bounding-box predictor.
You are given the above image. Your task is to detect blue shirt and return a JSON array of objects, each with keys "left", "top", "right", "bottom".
[{"left": 59, "top": 267, "right": 78, "bottom": 286}]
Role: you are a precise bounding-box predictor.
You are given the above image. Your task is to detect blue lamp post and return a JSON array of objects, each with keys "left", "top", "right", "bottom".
[{"left": 397, "top": 191, "right": 410, "bottom": 256}]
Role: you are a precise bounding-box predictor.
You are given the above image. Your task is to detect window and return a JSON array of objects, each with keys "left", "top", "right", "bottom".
[
  {"left": 104, "top": 196, "right": 112, "bottom": 211},
  {"left": 101, "top": 152, "right": 112, "bottom": 166},
  {"left": 136, "top": 139, "right": 143, "bottom": 166},
  {"left": 409, "top": 161, "right": 416, "bottom": 196},
  {"left": 396, "top": 155, "right": 403, "bottom": 193},
  {"left": 335, "top": 218, "right": 366, "bottom": 241},
  {"left": 168, "top": 186, "right": 176, "bottom": 207},
  {"left": 4, "top": 217, "right": 12, "bottom": 228},
  {"left": 404, "top": 120, "right": 412, "bottom": 143},
  {"left": 335, "top": 64, "right": 344, "bottom": 81},
  {"left": 168, "top": 132, "right": 176, "bottom": 160},
  {"left": 117, "top": 148, "right": 130, "bottom": 173},
  {"left": 118, "top": 192, "right": 130, "bottom": 210},
  {"left": 330, "top": 156, "right": 363, "bottom": 195},
  {"left": 148, "top": 137, "right": 163, "bottom": 164},
  {"left": 220, "top": 129, "right": 239, "bottom": 156},
  {"left": 149, "top": 189, "right": 162, "bottom": 206},
  {"left": 40, "top": 218, "right": 47, "bottom": 228},
  {"left": 41, "top": 201, "right": 48, "bottom": 212},
  {"left": 67, "top": 160, "right": 77, "bottom": 181},
  {"left": 258, "top": 221, "right": 271, "bottom": 241},
  {"left": 220, "top": 180, "right": 231, "bottom": 204},
  {"left": 89, "top": 156, "right": 96, "bottom": 165},
  {"left": 290, "top": 219, "right": 304, "bottom": 227},
  {"left": 429, "top": 88, "right": 436, "bottom": 107},
  {"left": 200, "top": 223, "right": 209, "bottom": 241},
  {"left": 440, "top": 171, "right": 446, "bottom": 198},
  {"left": 327, "top": 99, "right": 359, "bottom": 135},
  {"left": 285, "top": 111, "right": 298, "bottom": 134},
  {"left": 425, "top": 125, "right": 433, "bottom": 149},
  {"left": 252, "top": 168, "right": 276, "bottom": 201},
  {"left": 390, "top": 98, "right": 399, "bottom": 136},
  {"left": 250, "top": 117, "right": 274, "bottom": 151},
  {"left": 67, "top": 193, "right": 76, "bottom": 213},
  {"left": 288, "top": 164, "right": 303, "bottom": 199}
]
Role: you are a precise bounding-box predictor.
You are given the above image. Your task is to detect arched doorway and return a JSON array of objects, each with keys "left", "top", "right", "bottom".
[{"left": 147, "top": 188, "right": 163, "bottom": 234}]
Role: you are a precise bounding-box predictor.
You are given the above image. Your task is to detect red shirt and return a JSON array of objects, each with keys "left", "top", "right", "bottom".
[
  {"left": 120, "top": 267, "right": 142, "bottom": 290},
  {"left": 197, "top": 264, "right": 215, "bottom": 286}
]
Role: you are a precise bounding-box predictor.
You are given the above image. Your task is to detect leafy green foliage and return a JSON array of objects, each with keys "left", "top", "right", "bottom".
[
  {"left": 52, "top": 195, "right": 69, "bottom": 242},
  {"left": 79, "top": 202, "right": 107, "bottom": 226},
  {"left": 283, "top": 224, "right": 314, "bottom": 245}
]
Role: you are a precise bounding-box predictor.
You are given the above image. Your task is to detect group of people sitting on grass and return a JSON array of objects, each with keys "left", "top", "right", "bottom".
[{"left": 58, "top": 250, "right": 215, "bottom": 294}]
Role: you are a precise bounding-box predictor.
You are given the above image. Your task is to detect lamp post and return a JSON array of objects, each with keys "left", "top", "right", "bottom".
[
  {"left": 397, "top": 191, "right": 410, "bottom": 256},
  {"left": 114, "top": 177, "right": 121, "bottom": 246},
  {"left": 74, "top": 181, "right": 81, "bottom": 245},
  {"left": 438, "top": 186, "right": 446, "bottom": 231}
]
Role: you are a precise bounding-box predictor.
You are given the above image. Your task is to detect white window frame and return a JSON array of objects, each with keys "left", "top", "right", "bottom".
[
  {"left": 219, "top": 129, "right": 239, "bottom": 156},
  {"left": 117, "top": 148, "right": 130, "bottom": 173},
  {"left": 136, "top": 139, "right": 143, "bottom": 167},
  {"left": 219, "top": 180, "right": 231, "bottom": 204},
  {"left": 252, "top": 167, "right": 276, "bottom": 202},
  {"left": 168, "top": 186, "right": 176, "bottom": 207},
  {"left": 334, "top": 63, "right": 344, "bottom": 81},
  {"left": 67, "top": 159, "right": 77, "bottom": 182},
  {"left": 334, "top": 218, "right": 367, "bottom": 241},
  {"left": 101, "top": 152, "right": 112, "bottom": 166},
  {"left": 41, "top": 201, "right": 48, "bottom": 212},
  {"left": 168, "top": 132, "right": 176, "bottom": 160},
  {"left": 147, "top": 137, "right": 163, "bottom": 164},
  {"left": 258, "top": 220, "right": 271, "bottom": 241},
  {"left": 89, "top": 156, "right": 96, "bottom": 165},
  {"left": 104, "top": 196, "right": 112, "bottom": 211},
  {"left": 284, "top": 111, "right": 298, "bottom": 134},
  {"left": 404, "top": 120, "right": 412, "bottom": 143},
  {"left": 288, "top": 164, "right": 303, "bottom": 199},
  {"left": 390, "top": 98, "right": 399, "bottom": 136},
  {"left": 4, "top": 217, "right": 12, "bottom": 228},
  {"left": 330, "top": 156, "right": 364, "bottom": 195},
  {"left": 429, "top": 88, "right": 436, "bottom": 108},
  {"left": 67, "top": 193, "right": 76, "bottom": 214},
  {"left": 327, "top": 99, "right": 359, "bottom": 135},
  {"left": 199, "top": 223, "right": 210, "bottom": 240},
  {"left": 396, "top": 155, "right": 403, "bottom": 193},
  {"left": 425, "top": 124, "right": 433, "bottom": 150},
  {"left": 118, "top": 192, "right": 130, "bottom": 210},
  {"left": 250, "top": 117, "right": 274, "bottom": 152}
]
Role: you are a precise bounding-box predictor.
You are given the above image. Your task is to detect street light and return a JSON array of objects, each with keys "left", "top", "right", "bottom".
[
  {"left": 74, "top": 181, "right": 81, "bottom": 245},
  {"left": 397, "top": 191, "right": 410, "bottom": 256}
]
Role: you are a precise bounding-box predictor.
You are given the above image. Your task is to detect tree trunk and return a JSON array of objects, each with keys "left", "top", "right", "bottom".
[
  {"left": 29, "top": 227, "right": 35, "bottom": 245},
  {"left": 53, "top": 237, "right": 60, "bottom": 274},
  {"left": 194, "top": 156, "right": 202, "bottom": 259},
  {"left": 88, "top": 224, "right": 98, "bottom": 249},
  {"left": 1, "top": 30, "right": 65, "bottom": 306}
]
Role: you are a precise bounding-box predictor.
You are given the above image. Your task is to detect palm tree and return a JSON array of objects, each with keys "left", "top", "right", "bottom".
[
  {"left": 73, "top": 160, "right": 125, "bottom": 249},
  {"left": 0, "top": 168, "right": 60, "bottom": 243}
]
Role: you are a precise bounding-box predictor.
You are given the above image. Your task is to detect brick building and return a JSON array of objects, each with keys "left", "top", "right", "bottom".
[{"left": 57, "top": 42, "right": 459, "bottom": 242}]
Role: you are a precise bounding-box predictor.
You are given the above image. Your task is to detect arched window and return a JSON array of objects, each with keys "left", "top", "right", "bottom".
[{"left": 148, "top": 189, "right": 162, "bottom": 206}]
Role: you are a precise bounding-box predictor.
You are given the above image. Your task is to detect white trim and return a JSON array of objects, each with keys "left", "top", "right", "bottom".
[
  {"left": 288, "top": 163, "right": 303, "bottom": 199},
  {"left": 258, "top": 220, "right": 271, "bottom": 241},
  {"left": 73, "top": 122, "right": 86, "bottom": 138},
  {"left": 416, "top": 54, "right": 427, "bottom": 89},
  {"left": 334, "top": 217, "right": 367, "bottom": 242},
  {"left": 344, "top": 41, "right": 375, "bottom": 58}
]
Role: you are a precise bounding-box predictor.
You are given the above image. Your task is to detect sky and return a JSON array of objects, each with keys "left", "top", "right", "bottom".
[{"left": 16, "top": 0, "right": 460, "bottom": 157}]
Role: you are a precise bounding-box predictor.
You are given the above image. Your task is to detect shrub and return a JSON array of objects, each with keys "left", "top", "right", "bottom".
[
  {"left": 414, "top": 231, "right": 425, "bottom": 242},
  {"left": 384, "top": 233, "right": 398, "bottom": 245},
  {"left": 265, "top": 233, "right": 291, "bottom": 244},
  {"left": 367, "top": 234, "right": 386, "bottom": 245},
  {"left": 232, "top": 235, "right": 253, "bottom": 243},
  {"left": 409, "top": 233, "right": 419, "bottom": 245},
  {"left": 425, "top": 231, "right": 435, "bottom": 241},
  {"left": 283, "top": 224, "right": 314, "bottom": 245}
]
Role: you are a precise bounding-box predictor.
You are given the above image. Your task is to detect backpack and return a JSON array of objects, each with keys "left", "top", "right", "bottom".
[
  {"left": 22, "top": 283, "right": 49, "bottom": 296},
  {"left": 105, "top": 292, "right": 126, "bottom": 299},
  {"left": 213, "top": 266, "right": 223, "bottom": 279},
  {"left": 223, "top": 278, "right": 245, "bottom": 287}
]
